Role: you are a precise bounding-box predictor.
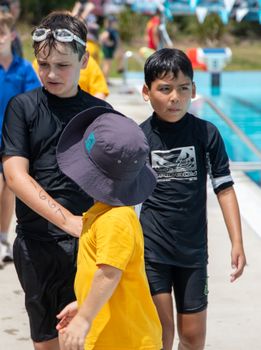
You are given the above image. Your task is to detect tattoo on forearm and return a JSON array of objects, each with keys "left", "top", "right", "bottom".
[
  {"left": 30, "top": 180, "right": 66, "bottom": 220},
  {"left": 39, "top": 190, "right": 47, "bottom": 200},
  {"left": 55, "top": 208, "right": 66, "bottom": 221},
  {"left": 48, "top": 200, "right": 56, "bottom": 209}
]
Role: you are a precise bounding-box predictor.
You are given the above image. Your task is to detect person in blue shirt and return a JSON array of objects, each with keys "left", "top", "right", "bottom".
[{"left": 0, "top": 10, "right": 40, "bottom": 267}]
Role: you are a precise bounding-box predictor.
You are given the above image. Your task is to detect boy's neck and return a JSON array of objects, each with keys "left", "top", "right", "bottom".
[
  {"left": 0, "top": 52, "right": 13, "bottom": 70},
  {"left": 43, "top": 86, "right": 80, "bottom": 100},
  {"left": 155, "top": 112, "right": 187, "bottom": 124}
]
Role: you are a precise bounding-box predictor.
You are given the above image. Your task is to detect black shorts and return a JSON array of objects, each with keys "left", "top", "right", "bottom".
[
  {"left": 145, "top": 261, "right": 208, "bottom": 314},
  {"left": 102, "top": 45, "right": 116, "bottom": 59},
  {"left": 13, "top": 235, "right": 78, "bottom": 342}
]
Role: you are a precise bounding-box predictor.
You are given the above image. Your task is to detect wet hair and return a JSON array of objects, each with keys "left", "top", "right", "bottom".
[
  {"left": 32, "top": 11, "right": 87, "bottom": 60},
  {"left": 144, "top": 48, "right": 194, "bottom": 89},
  {"left": 0, "top": 11, "right": 14, "bottom": 30}
]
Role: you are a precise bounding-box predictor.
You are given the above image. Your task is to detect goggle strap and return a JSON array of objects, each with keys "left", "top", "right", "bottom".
[{"left": 32, "top": 28, "right": 86, "bottom": 47}]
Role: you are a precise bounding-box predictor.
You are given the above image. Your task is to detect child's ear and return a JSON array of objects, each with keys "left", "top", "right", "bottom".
[
  {"left": 192, "top": 82, "right": 196, "bottom": 98},
  {"left": 81, "top": 51, "right": 89, "bottom": 69},
  {"left": 142, "top": 84, "right": 150, "bottom": 102}
]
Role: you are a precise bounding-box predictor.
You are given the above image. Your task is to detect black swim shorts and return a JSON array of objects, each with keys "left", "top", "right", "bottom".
[
  {"left": 145, "top": 261, "right": 208, "bottom": 314},
  {"left": 102, "top": 45, "right": 116, "bottom": 59},
  {"left": 13, "top": 235, "right": 78, "bottom": 342}
]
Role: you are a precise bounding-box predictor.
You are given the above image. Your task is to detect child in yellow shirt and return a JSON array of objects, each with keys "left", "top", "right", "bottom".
[{"left": 56, "top": 106, "right": 162, "bottom": 350}]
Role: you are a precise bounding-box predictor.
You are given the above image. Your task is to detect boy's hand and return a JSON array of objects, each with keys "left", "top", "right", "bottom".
[
  {"left": 59, "top": 314, "right": 91, "bottom": 350},
  {"left": 230, "top": 244, "right": 247, "bottom": 282},
  {"left": 56, "top": 301, "right": 78, "bottom": 331}
]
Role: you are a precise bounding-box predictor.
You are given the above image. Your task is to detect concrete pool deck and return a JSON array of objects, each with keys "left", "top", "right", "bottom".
[{"left": 1, "top": 80, "right": 261, "bottom": 349}]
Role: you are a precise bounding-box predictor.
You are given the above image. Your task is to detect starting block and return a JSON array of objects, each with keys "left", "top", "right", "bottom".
[{"left": 197, "top": 47, "right": 232, "bottom": 95}]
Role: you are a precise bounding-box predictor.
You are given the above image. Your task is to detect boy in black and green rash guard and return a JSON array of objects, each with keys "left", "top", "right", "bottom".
[{"left": 140, "top": 48, "right": 246, "bottom": 350}]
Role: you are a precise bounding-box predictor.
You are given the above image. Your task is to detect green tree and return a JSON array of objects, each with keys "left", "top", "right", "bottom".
[
  {"left": 117, "top": 6, "right": 148, "bottom": 44},
  {"left": 20, "top": 0, "right": 74, "bottom": 23},
  {"left": 195, "top": 13, "right": 226, "bottom": 45}
]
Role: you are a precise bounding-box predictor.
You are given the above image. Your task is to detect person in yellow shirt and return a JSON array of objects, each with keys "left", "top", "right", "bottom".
[
  {"left": 86, "top": 13, "right": 101, "bottom": 65},
  {"left": 32, "top": 53, "right": 109, "bottom": 100},
  {"left": 86, "top": 39, "right": 100, "bottom": 64},
  {"left": 56, "top": 106, "right": 162, "bottom": 350},
  {"left": 78, "top": 54, "right": 108, "bottom": 99}
]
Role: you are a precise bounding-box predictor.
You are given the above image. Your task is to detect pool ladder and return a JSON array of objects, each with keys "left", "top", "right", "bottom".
[{"left": 192, "top": 95, "right": 261, "bottom": 171}]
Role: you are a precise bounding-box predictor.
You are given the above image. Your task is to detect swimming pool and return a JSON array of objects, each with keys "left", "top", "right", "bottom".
[
  {"left": 191, "top": 71, "right": 261, "bottom": 185},
  {"left": 125, "top": 70, "right": 261, "bottom": 185}
]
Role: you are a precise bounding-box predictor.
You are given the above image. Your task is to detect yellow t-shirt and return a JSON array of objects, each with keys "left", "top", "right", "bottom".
[
  {"left": 75, "top": 202, "right": 162, "bottom": 350},
  {"left": 32, "top": 55, "right": 109, "bottom": 97},
  {"left": 87, "top": 40, "right": 101, "bottom": 65},
  {"left": 78, "top": 55, "right": 109, "bottom": 97}
]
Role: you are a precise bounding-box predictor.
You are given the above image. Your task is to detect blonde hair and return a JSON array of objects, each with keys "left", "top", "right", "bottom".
[{"left": 0, "top": 11, "right": 15, "bottom": 30}]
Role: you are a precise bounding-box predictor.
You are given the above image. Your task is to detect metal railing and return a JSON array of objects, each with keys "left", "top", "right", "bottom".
[
  {"left": 122, "top": 51, "right": 144, "bottom": 86},
  {"left": 192, "top": 95, "right": 261, "bottom": 171}
]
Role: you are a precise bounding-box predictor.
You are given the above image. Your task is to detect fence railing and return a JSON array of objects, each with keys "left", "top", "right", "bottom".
[
  {"left": 121, "top": 54, "right": 261, "bottom": 171},
  {"left": 192, "top": 95, "right": 261, "bottom": 171}
]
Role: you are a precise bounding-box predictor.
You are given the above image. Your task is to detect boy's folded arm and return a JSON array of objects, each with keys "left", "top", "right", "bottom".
[
  {"left": 3, "top": 155, "right": 82, "bottom": 237},
  {"left": 217, "top": 186, "right": 247, "bottom": 281}
]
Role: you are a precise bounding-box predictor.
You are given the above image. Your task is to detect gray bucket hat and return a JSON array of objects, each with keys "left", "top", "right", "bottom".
[{"left": 56, "top": 106, "right": 157, "bottom": 206}]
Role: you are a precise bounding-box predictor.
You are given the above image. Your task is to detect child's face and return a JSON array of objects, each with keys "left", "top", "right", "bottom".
[
  {"left": 36, "top": 42, "right": 88, "bottom": 98},
  {"left": 0, "top": 24, "right": 14, "bottom": 56},
  {"left": 142, "top": 71, "right": 196, "bottom": 122}
]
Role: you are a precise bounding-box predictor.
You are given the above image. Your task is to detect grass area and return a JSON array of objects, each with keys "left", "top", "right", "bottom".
[
  {"left": 226, "top": 42, "right": 261, "bottom": 70},
  {"left": 171, "top": 37, "right": 261, "bottom": 71},
  {"left": 19, "top": 21, "right": 261, "bottom": 72}
]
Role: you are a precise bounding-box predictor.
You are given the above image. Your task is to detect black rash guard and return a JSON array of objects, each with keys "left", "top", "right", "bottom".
[
  {"left": 140, "top": 112, "right": 233, "bottom": 268},
  {"left": 1, "top": 87, "right": 111, "bottom": 241}
]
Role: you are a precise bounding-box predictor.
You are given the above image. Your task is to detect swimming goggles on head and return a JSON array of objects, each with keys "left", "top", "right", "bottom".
[{"left": 32, "top": 28, "right": 86, "bottom": 47}]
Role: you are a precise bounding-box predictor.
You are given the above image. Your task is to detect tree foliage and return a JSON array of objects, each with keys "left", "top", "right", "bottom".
[
  {"left": 117, "top": 5, "right": 148, "bottom": 44},
  {"left": 20, "top": 0, "right": 75, "bottom": 23},
  {"left": 20, "top": 0, "right": 261, "bottom": 43}
]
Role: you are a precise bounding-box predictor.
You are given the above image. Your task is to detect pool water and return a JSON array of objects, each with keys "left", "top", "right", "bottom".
[
  {"left": 126, "top": 70, "right": 261, "bottom": 184},
  {"left": 192, "top": 71, "right": 261, "bottom": 185}
]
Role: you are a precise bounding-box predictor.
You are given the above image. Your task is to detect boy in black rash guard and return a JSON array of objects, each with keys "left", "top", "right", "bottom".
[
  {"left": 140, "top": 48, "right": 246, "bottom": 350},
  {"left": 1, "top": 11, "right": 110, "bottom": 350}
]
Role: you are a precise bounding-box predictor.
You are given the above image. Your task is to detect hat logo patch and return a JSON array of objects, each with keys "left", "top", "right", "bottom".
[{"left": 85, "top": 132, "right": 96, "bottom": 154}]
